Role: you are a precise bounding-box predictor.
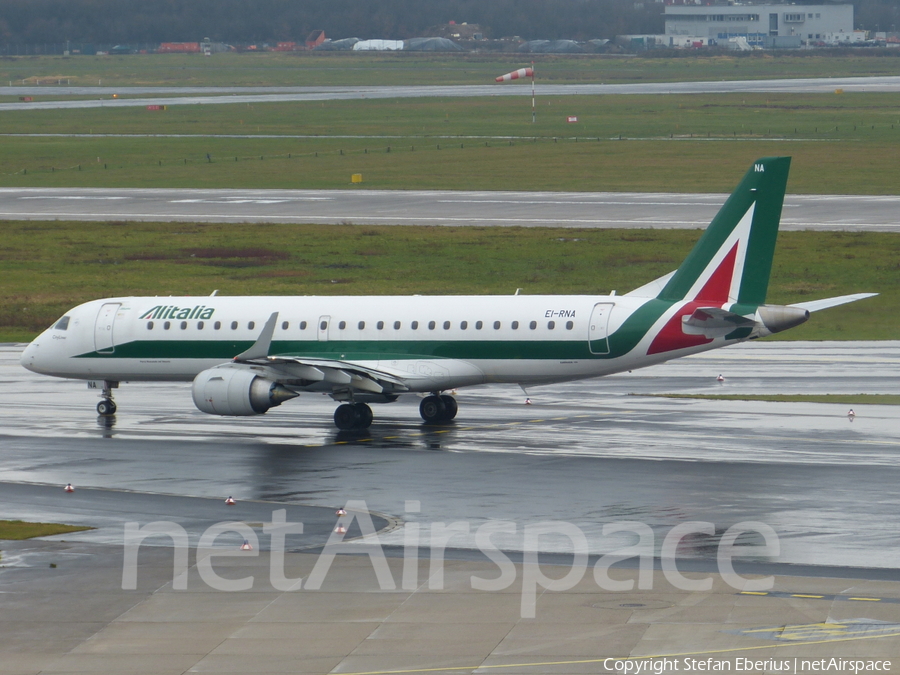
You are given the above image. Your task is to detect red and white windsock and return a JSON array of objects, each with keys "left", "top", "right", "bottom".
[{"left": 495, "top": 67, "right": 534, "bottom": 82}]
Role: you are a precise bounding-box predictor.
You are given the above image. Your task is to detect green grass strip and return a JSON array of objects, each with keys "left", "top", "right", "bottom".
[
  {"left": 0, "top": 520, "right": 93, "bottom": 540},
  {"left": 636, "top": 394, "right": 900, "bottom": 405}
]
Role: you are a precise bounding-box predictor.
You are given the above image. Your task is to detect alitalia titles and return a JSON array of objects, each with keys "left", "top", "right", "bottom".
[{"left": 140, "top": 305, "right": 215, "bottom": 321}]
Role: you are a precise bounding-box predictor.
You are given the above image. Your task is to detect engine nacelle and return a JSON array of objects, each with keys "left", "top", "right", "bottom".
[{"left": 192, "top": 366, "right": 298, "bottom": 416}]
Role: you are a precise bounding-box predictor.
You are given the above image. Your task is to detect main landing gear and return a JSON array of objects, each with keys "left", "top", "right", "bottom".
[
  {"left": 333, "top": 402, "right": 373, "bottom": 430},
  {"left": 96, "top": 381, "right": 118, "bottom": 416},
  {"left": 419, "top": 394, "right": 458, "bottom": 424}
]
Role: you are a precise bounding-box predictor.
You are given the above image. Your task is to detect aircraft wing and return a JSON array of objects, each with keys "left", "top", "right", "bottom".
[
  {"left": 262, "top": 355, "right": 411, "bottom": 393},
  {"left": 789, "top": 293, "right": 878, "bottom": 313}
]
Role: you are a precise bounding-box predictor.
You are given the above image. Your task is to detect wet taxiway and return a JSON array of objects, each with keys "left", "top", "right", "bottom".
[{"left": 2, "top": 341, "right": 899, "bottom": 569}]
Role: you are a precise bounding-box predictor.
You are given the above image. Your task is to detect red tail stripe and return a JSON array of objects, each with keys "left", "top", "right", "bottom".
[{"left": 695, "top": 243, "right": 738, "bottom": 303}]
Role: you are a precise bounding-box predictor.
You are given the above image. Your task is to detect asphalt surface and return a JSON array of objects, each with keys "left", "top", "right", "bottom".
[
  {"left": 2, "top": 187, "right": 899, "bottom": 230},
  {"left": 3, "top": 341, "right": 899, "bottom": 569},
  {"left": 4, "top": 76, "right": 900, "bottom": 110}
]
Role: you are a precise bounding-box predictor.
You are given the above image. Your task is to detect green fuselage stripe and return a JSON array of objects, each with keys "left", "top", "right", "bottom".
[{"left": 76, "top": 298, "right": 679, "bottom": 362}]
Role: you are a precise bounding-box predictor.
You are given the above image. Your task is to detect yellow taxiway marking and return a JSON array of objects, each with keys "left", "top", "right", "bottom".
[
  {"left": 306, "top": 413, "right": 605, "bottom": 450},
  {"left": 334, "top": 629, "right": 900, "bottom": 675},
  {"left": 739, "top": 590, "right": 896, "bottom": 604}
]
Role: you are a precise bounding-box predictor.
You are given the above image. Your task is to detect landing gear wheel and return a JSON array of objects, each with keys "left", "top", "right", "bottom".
[
  {"left": 334, "top": 403, "right": 360, "bottom": 430},
  {"left": 353, "top": 402, "right": 373, "bottom": 429},
  {"left": 97, "top": 399, "right": 117, "bottom": 416},
  {"left": 419, "top": 395, "right": 447, "bottom": 423},
  {"left": 439, "top": 395, "right": 458, "bottom": 421}
]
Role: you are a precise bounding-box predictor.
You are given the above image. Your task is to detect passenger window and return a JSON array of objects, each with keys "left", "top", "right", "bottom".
[
  {"left": 394, "top": 321, "right": 401, "bottom": 330},
  {"left": 214, "top": 321, "right": 221, "bottom": 330},
  {"left": 300, "top": 321, "right": 307, "bottom": 330},
  {"left": 54, "top": 316, "right": 70, "bottom": 330},
  {"left": 248, "top": 321, "right": 255, "bottom": 330},
  {"left": 339, "top": 321, "right": 346, "bottom": 330},
  {"left": 411, "top": 321, "right": 419, "bottom": 330},
  {"left": 281, "top": 321, "right": 289, "bottom": 330},
  {"left": 164, "top": 321, "right": 171, "bottom": 330},
  {"left": 460, "top": 321, "right": 468, "bottom": 330},
  {"left": 512, "top": 321, "right": 519, "bottom": 330},
  {"left": 475, "top": 321, "right": 483, "bottom": 330},
  {"left": 231, "top": 321, "right": 238, "bottom": 330},
  {"left": 548, "top": 321, "right": 555, "bottom": 329},
  {"left": 358, "top": 321, "right": 366, "bottom": 330},
  {"left": 320, "top": 320, "right": 327, "bottom": 330},
  {"left": 428, "top": 321, "right": 436, "bottom": 330},
  {"left": 529, "top": 321, "right": 537, "bottom": 330},
  {"left": 566, "top": 321, "right": 574, "bottom": 330},
  {"left": 493, "top": 321, "right": 501, "bottom": 330},
  {"left": 198, "top": 321, "right": 204, "bottom": 329},
  {"left": 181, "top": 321, "right": 188, "bottom": 330},
  {"left": 147, "top": 321, "right": 154, "bottom": 330},
  {"left": 377, "top": 321, "right": 384, "bottom": 330},
  {"left": 443, "top": 321, "right": 451, "bottom": 330}
]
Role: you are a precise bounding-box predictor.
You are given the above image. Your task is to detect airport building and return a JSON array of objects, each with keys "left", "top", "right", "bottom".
[{"left": 664, "top": 4, "right": 855, "bottom": 48}]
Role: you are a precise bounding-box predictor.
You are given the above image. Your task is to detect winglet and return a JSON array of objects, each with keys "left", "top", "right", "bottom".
[{"left": 234, "top": 312, "right": 279, "bottom": 362}]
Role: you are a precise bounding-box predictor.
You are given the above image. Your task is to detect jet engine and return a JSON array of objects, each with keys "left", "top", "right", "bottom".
[{"left": 192, "top": 366, "right": 298, "bottom": 416}]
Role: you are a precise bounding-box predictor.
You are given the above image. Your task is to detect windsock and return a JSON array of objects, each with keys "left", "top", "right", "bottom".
[{"left": 495, "top": 67, "right": 533, "bottom": 82}]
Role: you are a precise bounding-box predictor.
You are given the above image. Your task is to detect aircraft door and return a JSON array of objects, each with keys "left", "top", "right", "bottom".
[
  {"left": 588, "top": 303, "right": 614, "bottom": 355},
  {"left": 94, "top": 303, "right": 121, "bottom": 354},
  {"left": 317, "top": 315, "right": 330, "bottom": 342}
]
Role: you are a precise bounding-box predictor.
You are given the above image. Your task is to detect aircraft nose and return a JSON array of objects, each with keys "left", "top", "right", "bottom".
[{"left": 20, "top": 339, "right": 41, "bottom": 373}]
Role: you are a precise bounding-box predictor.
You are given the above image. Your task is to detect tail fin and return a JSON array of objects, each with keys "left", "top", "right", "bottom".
[{"left": 657, "top": 157, "right": 791, "bottom": 307}]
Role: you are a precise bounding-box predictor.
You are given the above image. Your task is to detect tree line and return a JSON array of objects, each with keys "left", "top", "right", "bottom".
[{"left": 0, "top": 0, "right": 661, "bottom": 45}]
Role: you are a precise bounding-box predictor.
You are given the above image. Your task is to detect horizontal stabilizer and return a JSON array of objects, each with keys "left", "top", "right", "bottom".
[
  {"left": 682, "top": 307, "right": 755, "bottom": 338},
  {"left": 625, "top": 270, "right": 675, "bottom": 298},
  {"left": 790, "top": 293, "right": 878, "bottom": 313}
]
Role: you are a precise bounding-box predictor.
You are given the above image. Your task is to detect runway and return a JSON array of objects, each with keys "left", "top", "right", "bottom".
[
  {"left": 4, "top": 75, "right": 900, "bottom": 110},
  {"left": 3, "top": 341, "right": 900, "bottom": 568},
  {"left": 2, "top": 187, "right": 899, "bottom": 230}
]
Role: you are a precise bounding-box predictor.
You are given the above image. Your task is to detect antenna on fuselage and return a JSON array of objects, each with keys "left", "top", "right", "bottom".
[
  {"left": 210, "top": 290, "right": 218, "bottom": 296},
  {"left": 514, "top": 288, "right": 522, "bottom": 296}
]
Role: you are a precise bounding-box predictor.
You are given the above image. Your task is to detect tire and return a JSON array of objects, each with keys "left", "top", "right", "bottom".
[
  {"left": 439, "top": 395, "right": 458, "bottom": 420},
  {"left": 353, "top": 403, "right": 373, "bottom": 429},
  {"left": 419, "top": 395, "right": 446, "bottom": 423},
  {"left": 97, "top": 399, "right": 116, "bottom": 415},
  {"left": 333, "top": 404, "right": 359, "bottom": 430}
]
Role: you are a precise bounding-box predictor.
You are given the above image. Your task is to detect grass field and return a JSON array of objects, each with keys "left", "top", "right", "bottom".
[
  {"left": 0, "top": 53, "right": 897, "bottom": 343},
  {"left": 3, "top": 92, "right": 900, "bottom": 193},
  {"left": 0, "top": 519, "right": 92, "bottom": 540},
  {"left": 0, "top": 221, "right": 891, "bottom": 342},
  {"left": 4, "top": 52, "right": 900, "bottom": 88}
]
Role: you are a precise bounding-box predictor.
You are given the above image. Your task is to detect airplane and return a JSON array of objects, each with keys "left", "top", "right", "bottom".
[{"left": 20, "top": 157, "right": 876, "bottom": 430}]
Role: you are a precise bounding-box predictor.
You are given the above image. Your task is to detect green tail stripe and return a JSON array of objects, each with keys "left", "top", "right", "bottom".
[{"left": 658, "top": 157, "right": 791, "bottom": 305}]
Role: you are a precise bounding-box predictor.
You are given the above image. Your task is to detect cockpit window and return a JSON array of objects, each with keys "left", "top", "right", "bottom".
[{"left": 54, "top": 316, "right": 70, "bottom": 331}]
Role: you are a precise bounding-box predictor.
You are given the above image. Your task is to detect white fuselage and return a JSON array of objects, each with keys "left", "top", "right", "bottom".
[{"left": 20, "top": 293, "right": 730, "bottom": 393}]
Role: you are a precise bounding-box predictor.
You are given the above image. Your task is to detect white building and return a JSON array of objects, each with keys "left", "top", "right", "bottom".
[{"left": 665, "top": 4, "right": 854, "bottom": 47}]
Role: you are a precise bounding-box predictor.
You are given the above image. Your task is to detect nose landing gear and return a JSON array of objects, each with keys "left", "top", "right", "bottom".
[{"left": 95, "top": 380, "right": 118, "bottom": 416}]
